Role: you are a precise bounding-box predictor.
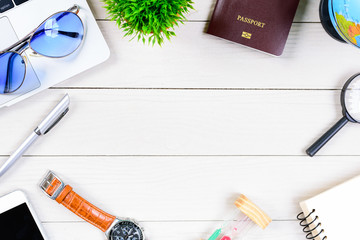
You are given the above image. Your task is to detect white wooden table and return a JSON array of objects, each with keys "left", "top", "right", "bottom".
[{"left": 1, "top": 0, "right": 360, "bottom": 239}]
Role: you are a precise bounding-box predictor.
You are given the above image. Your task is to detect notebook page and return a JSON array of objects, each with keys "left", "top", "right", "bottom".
[{"left": 299, "top": 175, "right": 360, "bottom": 240}]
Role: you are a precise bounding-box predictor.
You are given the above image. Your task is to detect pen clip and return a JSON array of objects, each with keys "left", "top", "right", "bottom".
[
  {"left": 35, "top": 94, "right": 70, "bottom": 135},
  {"left": 43, "top": 107, "right": 69, "bottom": 135}
]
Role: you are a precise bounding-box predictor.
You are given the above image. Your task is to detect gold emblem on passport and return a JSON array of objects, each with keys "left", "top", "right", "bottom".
[{"left": 242, "top": 31, "right": 252, "bottom": 39}]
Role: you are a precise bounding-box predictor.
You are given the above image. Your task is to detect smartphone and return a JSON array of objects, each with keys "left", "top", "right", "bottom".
[{"left": 0, "top": 190, "right": 48, "bottom": 240}]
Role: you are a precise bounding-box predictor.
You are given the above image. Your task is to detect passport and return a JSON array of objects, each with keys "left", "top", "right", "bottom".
[{"left": 207, "top": 0, "right": 300, "bottom": 56}]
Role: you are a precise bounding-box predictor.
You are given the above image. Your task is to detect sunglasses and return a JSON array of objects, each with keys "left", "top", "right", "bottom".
[{"left": 0, "top": 5, "right": 84, "bottom": 94}]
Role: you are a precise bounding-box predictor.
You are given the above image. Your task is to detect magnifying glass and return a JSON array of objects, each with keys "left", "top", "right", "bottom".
[{"left": 306, "top": 73, "right": 360, "bottom": 157}]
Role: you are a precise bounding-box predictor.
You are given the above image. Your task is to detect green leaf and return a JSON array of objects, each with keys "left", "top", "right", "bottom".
[{"left": 104, "top": 0, "right": 194, "bottom": 45}]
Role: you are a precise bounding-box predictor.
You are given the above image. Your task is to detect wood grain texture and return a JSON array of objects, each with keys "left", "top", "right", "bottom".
[
  {"left": 56, "top": 21, "right": 360, "bottom": 90},
  {"left": 1, "top": 156, "right": 359, "bottom": 222},
  {"left": 1, "top": 0, "right": 359, "bottom": 240},
  {"left": 0, "top": 89, "right": 359, "bottom": 156},
  {"left": 88, "top": 0, "right": 320, "bottom": 22},
  {"left": 43, "top": 221, "right": 304, "bottom": 240}
]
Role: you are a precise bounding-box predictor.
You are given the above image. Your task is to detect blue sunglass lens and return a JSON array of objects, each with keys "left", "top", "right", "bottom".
[
  {"left": 0, "top": 52, "right": 26, "bottom": 94},
  {"left": 30, "top": 12, "right": 84, "bottom": 57}
]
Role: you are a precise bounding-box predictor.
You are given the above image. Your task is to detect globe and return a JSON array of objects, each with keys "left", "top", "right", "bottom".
[{"left": 329, "top": 0, "right": 360, "bottom": 47}]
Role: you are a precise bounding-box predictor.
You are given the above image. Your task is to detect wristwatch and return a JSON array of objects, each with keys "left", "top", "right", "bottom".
[{"left": 39, "top": 171, "right": 145, "bottom": 240}]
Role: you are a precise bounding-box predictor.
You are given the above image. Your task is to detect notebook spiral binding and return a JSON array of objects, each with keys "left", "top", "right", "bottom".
[{"left": 297, "top": 209, "right": 327, "bottom": 240}]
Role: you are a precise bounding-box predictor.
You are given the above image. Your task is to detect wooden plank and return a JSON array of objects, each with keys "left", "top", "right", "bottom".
[
  {"left": 57, "top": 22, "right": 360, "bottom": 90},
  {"left": 89, "top": 0, "right": 321, "bottom": 22},
  {"left": 0, "top": 89, "right": 359, "bottom": 156},
  {"left": 43, "top": 220, "right": 304, "bottom": 240},
  {"left": 0, "top": 156, "right": 359, "bottom": 222}
]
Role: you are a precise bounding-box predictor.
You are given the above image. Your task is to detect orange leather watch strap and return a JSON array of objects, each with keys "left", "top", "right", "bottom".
[{"left": 46, "top": 178, "right": 116, "bottom": 232}]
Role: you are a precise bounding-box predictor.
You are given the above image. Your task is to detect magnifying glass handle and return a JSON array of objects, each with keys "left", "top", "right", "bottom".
[{"left": 306, "top": 116, "right": 349, "bottom": 157}]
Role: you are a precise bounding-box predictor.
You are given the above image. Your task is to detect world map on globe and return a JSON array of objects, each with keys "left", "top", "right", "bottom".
[{"left": 330, "top": 0, "right": 360, "bottom": 46}]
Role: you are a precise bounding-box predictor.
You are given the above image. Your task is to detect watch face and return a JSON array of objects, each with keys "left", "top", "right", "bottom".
[{"left": 110, "top": 221, "right": 144, "bottom": 240}]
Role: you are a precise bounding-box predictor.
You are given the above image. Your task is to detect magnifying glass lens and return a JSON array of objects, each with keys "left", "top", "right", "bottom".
[
  {"left": 344, "top": 76, "right": 360, "bottom": 122},
  {"left": 307, "top": 73, "right": 360, "bottom": 157}
]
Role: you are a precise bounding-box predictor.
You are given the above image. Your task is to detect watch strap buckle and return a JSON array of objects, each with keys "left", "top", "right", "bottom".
[{"left": 39, "top": 170, "right": 65, "bottom": 200}]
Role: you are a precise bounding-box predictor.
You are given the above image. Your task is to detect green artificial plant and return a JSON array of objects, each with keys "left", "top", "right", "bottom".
[{"left": 104, "top": 0, "right": 194, "bottom": 45}]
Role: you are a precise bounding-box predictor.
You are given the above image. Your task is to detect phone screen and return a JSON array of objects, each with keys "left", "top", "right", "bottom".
[{"left": 0, "top": 203, "right": 44, "bottom": 240}]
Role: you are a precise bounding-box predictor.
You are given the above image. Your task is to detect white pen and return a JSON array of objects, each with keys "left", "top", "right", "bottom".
[{"left": 0, "top": 94, "right": 70, "bottom": 178}]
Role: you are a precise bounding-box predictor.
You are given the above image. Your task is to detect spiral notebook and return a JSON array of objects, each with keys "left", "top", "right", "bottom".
[{"left": 297, "top": 175, "right": 360, "bottom": 240}]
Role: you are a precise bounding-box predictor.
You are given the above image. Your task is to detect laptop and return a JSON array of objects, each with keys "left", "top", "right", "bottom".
[{"left": 0, "top": 0, "right": 110, "bottom": 108}]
